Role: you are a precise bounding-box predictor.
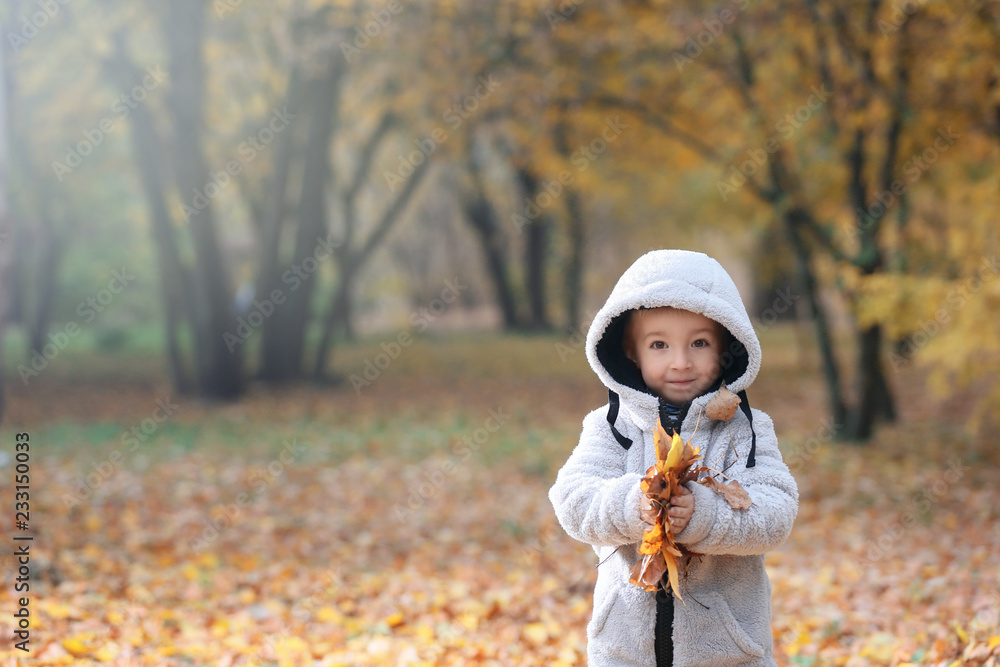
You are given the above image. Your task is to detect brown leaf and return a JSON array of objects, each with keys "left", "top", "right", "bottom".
[
  {"left": 629, "top": 552, "right": 667, "bottom": 592},
  {"left": 705, "top": 382, "right": 741, "bottom": 421},
  {"left": 698, "top": 476, "right": 753, "bottom": 510},
  {"left": 643, "top": 473, "right": 667, "bottom": 499}
]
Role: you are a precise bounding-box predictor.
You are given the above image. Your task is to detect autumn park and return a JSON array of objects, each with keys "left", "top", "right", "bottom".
[{"left": 0, "top": 0, "right": 998, "bottom": 664}]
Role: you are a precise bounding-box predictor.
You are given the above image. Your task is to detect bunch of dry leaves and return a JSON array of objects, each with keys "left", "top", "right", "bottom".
[{"left": 629, "top": 384, "right": 753, "bottom": 598}]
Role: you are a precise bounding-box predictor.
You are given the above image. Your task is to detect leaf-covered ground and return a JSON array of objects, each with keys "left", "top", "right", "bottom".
[{"left": 0, "top": 333, "right": 998, "bottom": 665}]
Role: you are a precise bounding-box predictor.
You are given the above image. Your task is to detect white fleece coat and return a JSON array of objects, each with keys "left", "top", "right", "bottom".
[{"left": 549, "top": 250, "right": 798, "bottom": 666}]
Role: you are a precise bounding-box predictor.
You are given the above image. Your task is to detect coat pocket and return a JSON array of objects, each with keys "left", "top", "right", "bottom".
[
  {"left": 675, "top": 590, "right": 764, "bottom": 667},
  {"left": 587, "top": 575, "right": 618, "bottom": 639}
]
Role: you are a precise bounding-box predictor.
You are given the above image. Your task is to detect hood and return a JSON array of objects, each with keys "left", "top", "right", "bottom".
[{"left": 585, "top": 250, "right": 762, "bottom": 454}]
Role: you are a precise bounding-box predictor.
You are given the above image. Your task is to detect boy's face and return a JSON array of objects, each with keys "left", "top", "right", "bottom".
[{"left": 625, "top": 307, "right": 723, "bottom": 404}]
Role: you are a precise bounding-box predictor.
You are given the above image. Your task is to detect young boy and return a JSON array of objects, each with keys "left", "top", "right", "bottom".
[{"left": 549, "top": 249, "right": 798, "bottom": 666}]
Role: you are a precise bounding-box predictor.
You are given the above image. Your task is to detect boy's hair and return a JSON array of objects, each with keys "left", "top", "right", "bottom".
[{"left": 621, "top": 306, "right": 732, "bottom": 362}]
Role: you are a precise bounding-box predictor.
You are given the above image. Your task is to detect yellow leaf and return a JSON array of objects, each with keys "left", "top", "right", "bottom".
[
  {"left": 414, "top": 623, "right": 435, "bottom": 642},
  {"left": 275, "top": 636, "right": 310, "bottom": 665},
  {"left": 665, "top": 431, "right": 684, "bottom": 470},
  {"left": 317, "top": 606, "right": 341, "bottom": 624},
  {"left": 62, "top": 635, "right": 94, "bottom": 657},
  {"left": 523, "top": 622, "right": 549, "bottom": 645},
  {"left": 42, "top": 600, "right": 77, "bottom": 620},
  {"left": 665, "top": 555, "right": 683, "bottom": 602},
  {"left": 94, "top": 644, "right": 118, "bottom": 662},
  {"left": 197, "top": 552, "right": 220, "bottom": 569},
  {"left": 859, "top": 632, "right": 898, "bottom": 661},
  {"left": 653, "top": 420, "right": 668, "bottom": 462},
  {"left": 954, "top": 622, "right": 969, "bottom": 643}
]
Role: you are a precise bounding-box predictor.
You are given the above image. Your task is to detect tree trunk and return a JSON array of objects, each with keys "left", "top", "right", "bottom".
[
  {"left": 563, "top": 190, "right": 585, "bottom": 331},
  {"left": 164, "top": 1, "right": 242, "bottom": 399},
  {"left": 515, "top": 168, "right": 551, "bottom": 331},
  {"left": 462, "top": 147, "right": 520, "bottom": 330},
  {"left": 524, "top": 218, "right": 549, "bottom": 330},
  {"left": 334, "top": 287, "right": 356, "bottom": 342},
  {"left": 312, "top": 154, "right": 432, "bottom": 379},
  {"left": 104, "top": 34, "right": 194, "bottom": 395},
  {"left": 786, "top": 209, "right": 848, "bottom": 431},
  {"left": 255, "top": 71, "right": 303, "bottom": 382},
  {"left": 27, "top": 222, "right": 61, "bottom": 355},
  {"left": 463, "top": 190, "right": 520, "bottom": 330},
  {"left": 258, "top": 60, "right": 342, "bottom": 383},
  {"left": 846, "top": 323, "right": 896, "bottom": 440},
  {"left": 313, "top": 260, "right": 354, "bottom": 379},
  {"left": 553, "top": 113, "right": 585, "bottom": 331}
]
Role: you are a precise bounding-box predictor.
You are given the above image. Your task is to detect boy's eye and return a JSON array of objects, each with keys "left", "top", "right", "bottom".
[
  {"left": 651, "top": 341, "right": 666, "bottom": 350},
  {"left": 692, "top": 339, "right": 709, "bottom": 348}
]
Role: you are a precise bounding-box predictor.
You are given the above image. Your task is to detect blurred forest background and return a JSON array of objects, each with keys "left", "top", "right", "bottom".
[{"left": 0, "top": 0, "right": 998, "bottom": 665}]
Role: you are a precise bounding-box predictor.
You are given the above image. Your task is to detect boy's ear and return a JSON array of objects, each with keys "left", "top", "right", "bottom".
[
  {"left": 624, "top": 342, "right": 636, "bottom": 364},
  {"left": 621, "top": 311, "right": 638, "bottom": 363}
]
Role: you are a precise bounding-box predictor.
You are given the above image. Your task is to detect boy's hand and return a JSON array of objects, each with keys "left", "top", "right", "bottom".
[{"left": 667, "top": 486, "right": 694, "bottom": 534}]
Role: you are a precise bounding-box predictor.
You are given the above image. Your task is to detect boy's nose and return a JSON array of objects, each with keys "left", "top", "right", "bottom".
[{"left": 670, "top": 351, "right": 692, "bottom": 370}]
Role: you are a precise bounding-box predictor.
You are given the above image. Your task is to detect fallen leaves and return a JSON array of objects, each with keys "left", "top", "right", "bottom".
[{"left": 2, "top": 365, "right": 999, "bottom": 667}]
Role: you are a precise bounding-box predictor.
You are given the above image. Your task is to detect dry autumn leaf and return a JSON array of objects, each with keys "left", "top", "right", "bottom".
[
  {"left": 705, "top": 381, "right": 742, "bottom": 421},
  {"left": 698, "top": 476, "right": 753, "bottom": 510}
]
